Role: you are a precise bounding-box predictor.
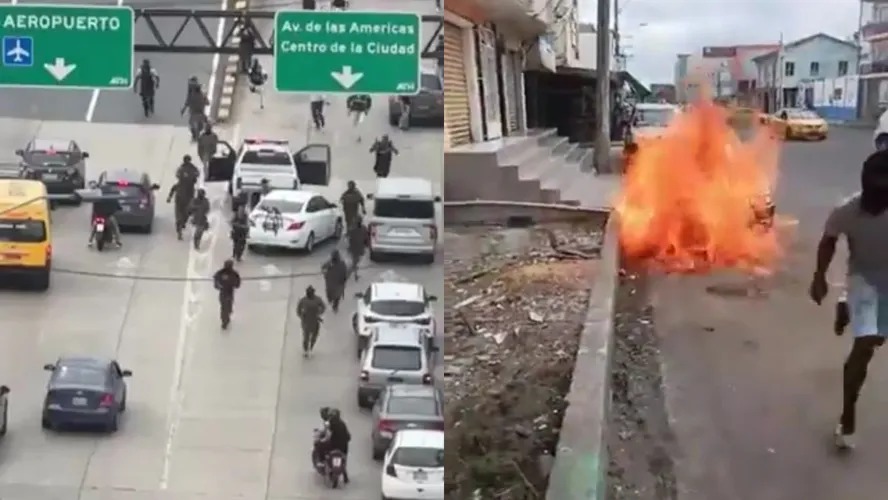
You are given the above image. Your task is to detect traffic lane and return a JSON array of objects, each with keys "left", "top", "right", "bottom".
[
  {"left": 91, "top": 1, "right": 232, "bottom": 125},
  {"left": 654, "top": 133, "right": 884, "bottom": 500},
  {"left": 154, "top": 200, "right": 442, "bottom": 498},
  {"left": 241, "top": 55, "right": 444, "bottom": 188},
  {"left": 772, "top": 127, "right": 871, "bottom": 238},
  {"left": 0, "top": 122, "right": 195, "bottom": 497},
  {"left": 0, "top": 0, "right": 121, "bottom": 121}
]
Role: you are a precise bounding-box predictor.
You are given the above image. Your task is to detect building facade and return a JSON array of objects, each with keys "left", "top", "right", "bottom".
[
  {"left": 674, "top": 44, "right": 778, "bottom": 105},
  {"left": 443, "top": 0, "right": 559, "bottom": 150},
  {"left": 753, "top": 33, "right": 859, "bottom": 113},
  {"left": 859, "top": 0, "right": 888, "bottom": 120}
]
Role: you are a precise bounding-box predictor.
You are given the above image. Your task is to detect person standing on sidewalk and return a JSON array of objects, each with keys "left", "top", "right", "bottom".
[{"left": 809, "top": 149, "right": 888, "bottom": 450}]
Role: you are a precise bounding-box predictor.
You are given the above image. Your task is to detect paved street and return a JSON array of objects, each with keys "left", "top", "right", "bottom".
[
  {"left": 654, "top": 126, "right": 886, "bottom": 500},
  {"left": 0, "top": 51, "right": 442, "bottom": 500},
  {"left": 0, "top": 0, "right": 228, "bottom": 125}
]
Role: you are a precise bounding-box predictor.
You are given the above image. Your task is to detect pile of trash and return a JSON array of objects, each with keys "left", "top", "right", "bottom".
[{"left": 443, "top": 223, "right": 604, "bottom": 499}]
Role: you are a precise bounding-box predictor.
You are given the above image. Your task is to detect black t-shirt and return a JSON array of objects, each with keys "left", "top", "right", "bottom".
[
  {"left": 302, "top": 0, "right": 316, "bottom": 9},
  {"left": 332, "top": 0, "right": 346, "bottom": 6},
  {"left": 93, "top": 197, "right": 120, "bottom": 218}
]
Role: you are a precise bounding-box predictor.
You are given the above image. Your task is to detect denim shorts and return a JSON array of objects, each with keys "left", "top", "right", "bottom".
[{"left": 847, "top": 274, "right": 888, "bottom": 337}]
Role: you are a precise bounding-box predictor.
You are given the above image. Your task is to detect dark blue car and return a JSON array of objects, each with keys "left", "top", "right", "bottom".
[{"left": 41, "top": 357, "right": 131, "bottom": 432}]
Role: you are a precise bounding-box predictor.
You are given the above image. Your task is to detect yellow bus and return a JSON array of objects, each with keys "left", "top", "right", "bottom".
[{"left": 0, "top": 179, "right": 53, "bottom": 290}]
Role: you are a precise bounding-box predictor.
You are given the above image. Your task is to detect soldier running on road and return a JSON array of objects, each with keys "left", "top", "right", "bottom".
[
  {"left": 189, "top": 188, "right": 211, "bottom": 250},
  {"left": 213, "top": 259, "right": 241, "bottom": 329},
  {"left": 322, "top": 250, "right": 349, "bottom": 313},
  {"left": 167, "top": 156, "right": 201, "bottom": 240},
  {"left": 339, "top": 180, "right": 365, "bottom": 230},
  {"left": 347, "top": 217, "right": 369, "bottom": 282},
  {"left": 297, "top": 286, "right": 326, "bottom": 357}
]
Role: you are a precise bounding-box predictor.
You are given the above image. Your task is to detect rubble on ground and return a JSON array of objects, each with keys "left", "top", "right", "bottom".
[
  {"left": 443, "top": 221, "right": 605, "bottom": 499},
  {"left": 607, "top": 270, "right": 678, "bottom": 500}
]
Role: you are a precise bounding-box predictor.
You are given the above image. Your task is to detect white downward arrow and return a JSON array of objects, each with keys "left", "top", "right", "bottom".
[
  {"left": 330, "top": 66, "right": 364, "bottom": 90},
  {"left": 44, "top": 58, "right": 77, "bottom": 82}
]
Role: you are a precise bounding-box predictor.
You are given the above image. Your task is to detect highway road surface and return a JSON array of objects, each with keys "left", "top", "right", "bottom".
[
  {"left": 654, "top": 126, "right": 888, "bottom": 500},
  {"left": 0, "top": 0, "right": 230, "bottom": 125},
  {"left": 0, "top": 63, "right": 443, "bottom": 499}
]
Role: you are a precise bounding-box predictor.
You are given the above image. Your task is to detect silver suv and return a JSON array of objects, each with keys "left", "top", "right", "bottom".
[{"left": 357, "top": 324, "right": 436, "bottom": 409}]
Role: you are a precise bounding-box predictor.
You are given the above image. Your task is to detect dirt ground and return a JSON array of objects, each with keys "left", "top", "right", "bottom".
[
  {"left": 606, "top": 270, "right": 678, "bottom": 500},
  {"left": 442, "top": 221, "right": 605, "bottom": 499}
]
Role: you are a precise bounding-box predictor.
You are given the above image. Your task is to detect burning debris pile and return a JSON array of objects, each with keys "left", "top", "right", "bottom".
[
  {"left": 443, "top": 222, "right": 604, "bottom": 499},
  {"left": 616, "top": 99, "right": 782, "bottom": 273}
]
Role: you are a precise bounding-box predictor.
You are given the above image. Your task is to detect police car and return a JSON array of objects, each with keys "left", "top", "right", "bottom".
[
  {"left": 352, "top": 279, "right": 437, "bottom": 358},
  {"left": 205, "top": 138, "right": 332, "bottom": 206}
]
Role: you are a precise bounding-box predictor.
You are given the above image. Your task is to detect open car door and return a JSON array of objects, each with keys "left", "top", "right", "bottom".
[
  {"left": 206, "top": 141, "right": 236, "bottom": 182},
  {"left": 293, "top": 144, "right": 331, "bottom": 186}
]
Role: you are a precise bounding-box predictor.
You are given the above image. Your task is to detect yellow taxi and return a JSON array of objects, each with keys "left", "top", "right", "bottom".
[
  {"left": 763, "top": 108, "right": 829, "bottom": 141},
  {"left": 0, "top": 179, "right": 53, "bottom": 290}
]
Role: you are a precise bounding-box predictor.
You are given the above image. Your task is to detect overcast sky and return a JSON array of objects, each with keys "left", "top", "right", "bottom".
[{"left": 579, "top": 0, "right": 863, "bottom": 85}]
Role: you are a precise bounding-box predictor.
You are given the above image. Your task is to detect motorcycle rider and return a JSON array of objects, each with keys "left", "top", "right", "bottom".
[
  {"left": 197, "top": 125, "right": 219, "bottom": 177},
  {"left": 213, "top": 259, "right": 241, "bottom": 329},
  {"left": 88, "top": 185, "right": 123, "bottom": 248},
  {"left": 230, "top": 204, "right": 249, "bottom": 262},
  {"left": 370, "top": 135, "right": 399, "bottom": 178},
  {"left": 189, "top": 188, "right": 211, "bottom": 250},
  {"left": 167, "top": 155, "right": 201, "bottom": 239},
  {"left": 347, "top": 217, "right": 369, "bottom": 281},
  {"left": 312, "top": 407, "right": 332, "bottom": 468},
  {"left": 339, "top": 180, "right": 365, "bottom": 230},
  {"left": 326, "top": 408, "right": 351, "bottom": 484},
  {"left": 296, "top": 285, "right": 326, "bottom": 357},
  {"left": 182, "top": 76, "right": 209, "bottom": 141},
  {"left": 322, "top": 250, "right": 348, "bottom": 313},
  {"left": 133, "top": 59, "right": 159, "bottom": 117}
]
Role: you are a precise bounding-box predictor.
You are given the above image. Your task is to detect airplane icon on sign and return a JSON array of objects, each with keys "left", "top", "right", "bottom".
[
  {"left": 6, "top": 39, "right": 29, "bottom": 62},
  {"left": 2, "top": 36, "right": 34, "bottom": 67}
]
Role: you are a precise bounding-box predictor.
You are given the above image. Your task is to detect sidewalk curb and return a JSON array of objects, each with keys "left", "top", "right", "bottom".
[
  {"left": 443, "top": 200, "right": 610, "bottom": 226},
  {"left": 546, "top": 212, "right": 619, "bottom": 500},
  {"left": 217, "top": 0, "right": 248, "bottom": 122}
]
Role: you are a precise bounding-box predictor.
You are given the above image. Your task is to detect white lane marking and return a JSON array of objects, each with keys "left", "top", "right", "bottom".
[
  {"left": 159, "top": 123, "right": 240, "bottom": 489},
  {"left": 205, "top": 0, "right": 228, "bottom": 117},
  {"left": 85, "top": 0, "right": 124, "bottom": 122}
]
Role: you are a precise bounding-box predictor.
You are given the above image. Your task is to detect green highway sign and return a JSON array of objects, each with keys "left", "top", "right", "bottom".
[
  {"left": 274, "top": 10, "right": 421, "bottom": 94},
  {"left": 0, "top": 5, "right": 134, "bottom": 89}
]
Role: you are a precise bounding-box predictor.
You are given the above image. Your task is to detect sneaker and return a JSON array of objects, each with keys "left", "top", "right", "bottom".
[{"left": 834, "top": 423, "right": 855, "bottom": 450}]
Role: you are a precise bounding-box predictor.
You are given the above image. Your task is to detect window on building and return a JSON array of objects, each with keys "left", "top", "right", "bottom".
[
  {"left": 784, "top": 61, "right": 795, "bottom": 77},
  {"left": 833, "top": 88, "right": 843, "bottom": 101},
  {"left": 809, "top": 61, "right": 820, "bottom": 76},
  {"left": 838, "top": 60, "right": 849, "bottom": 76}
]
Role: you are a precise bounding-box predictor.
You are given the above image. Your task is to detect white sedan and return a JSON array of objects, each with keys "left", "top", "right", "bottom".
[
  {"left": 381, "top": 429, "right": 444, "bottom": 500},
  {"left": 247, "top": 189, "right": 343, "bottom": 252}
]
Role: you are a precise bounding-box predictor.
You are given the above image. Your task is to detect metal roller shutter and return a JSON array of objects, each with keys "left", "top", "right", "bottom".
[
  {"left": 504, "top": 52, "right": 520, "bottom": 133},
  {"left": 444, "top": 23, "right": 471, "bottom": 147}
]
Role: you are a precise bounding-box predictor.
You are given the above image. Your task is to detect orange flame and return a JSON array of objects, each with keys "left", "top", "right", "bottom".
[{"left": 614, "top": 98, "right": 782, "bottom": 273}]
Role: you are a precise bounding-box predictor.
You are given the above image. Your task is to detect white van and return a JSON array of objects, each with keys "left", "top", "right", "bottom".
[{"left": 366, "top": 177, "right": 440, "bottom": 263}]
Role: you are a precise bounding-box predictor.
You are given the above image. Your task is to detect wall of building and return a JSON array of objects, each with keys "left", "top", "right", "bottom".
[
  {"left": 776, "top": 37, "right": 858, "bottom": 88},
  {"left": 798, "top": 75, "right": 859, "bottom": 121},
  {"left": 577, "top": 24, "right": 616, "bottom": 71}
]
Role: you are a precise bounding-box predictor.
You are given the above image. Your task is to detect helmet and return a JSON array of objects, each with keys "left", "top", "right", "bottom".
[
  {"left": 320, "top": 407, "right": 331, "bottom": 420},
  {"left": 328, "top": 408, "right": 340, "bottom": 420},
  {"left": 183, "top": 154, "right": 192, "bottom": 163},
  {"left": 189, "top": 76, "right": 198, "bottom": 83}
]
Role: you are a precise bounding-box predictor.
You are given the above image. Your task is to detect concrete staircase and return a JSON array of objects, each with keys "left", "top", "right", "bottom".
[{"left": 445, "top": 128, "right": 621, "bottom": 210}]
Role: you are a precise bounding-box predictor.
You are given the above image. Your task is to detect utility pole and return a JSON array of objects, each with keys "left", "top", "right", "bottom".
[
  {"left": 594, "top": 0, "right": 611, "bottom": 174},
  {"left": 613, "top": 0, "right": 620, "bottom": 69}
]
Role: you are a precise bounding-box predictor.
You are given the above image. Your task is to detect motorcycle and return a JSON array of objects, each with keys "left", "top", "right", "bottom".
[
  {"left": 92, "top": 217, "right": 114, "bottom": 252},
  {"left": 321, "top": 450, "right": 346, "bottom": 488},
  {"left": 312, "top": 429, "right": 346, "bottom": 488}
]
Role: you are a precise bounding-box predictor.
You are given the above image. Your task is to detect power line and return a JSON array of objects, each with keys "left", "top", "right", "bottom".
[{"left": 49, "top": 262, "right": 384, "bottom": 281}]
